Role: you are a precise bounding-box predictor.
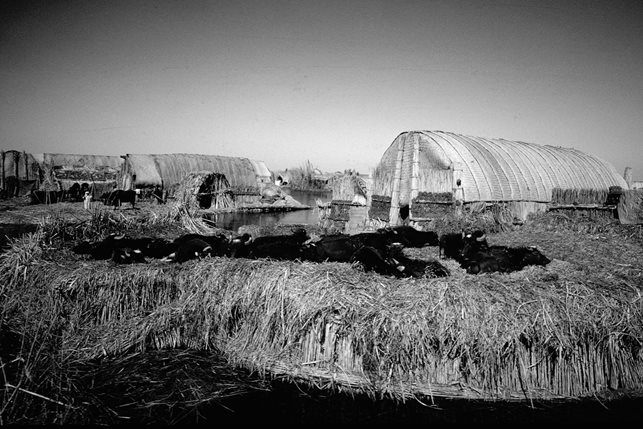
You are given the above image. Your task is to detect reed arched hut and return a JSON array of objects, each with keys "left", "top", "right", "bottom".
[
  {"left": 173, "top": 170, "right": 233, "bottom": 212},
  {"left": 120, "top": 154, "right": 272, "bottom": 198},
  {"left": 371, "top": 131, "right": 628, "bottom": 224},
  {"left": 0, "top": 150, "right": 41, "bottom": 197},
  {"left": 34, "top": 153, "right": 123, "bottom": 199}
]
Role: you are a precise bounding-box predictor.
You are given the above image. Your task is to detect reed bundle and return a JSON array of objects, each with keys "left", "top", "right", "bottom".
[
  {"left": 617, "top": 189, "right": 643, "bottom": 225},
  {"left": 329, "top": 174, "right": 368, "bottom": 201},
  {"left": 551, "top": 188, "right": 609, "bottom": 206}
]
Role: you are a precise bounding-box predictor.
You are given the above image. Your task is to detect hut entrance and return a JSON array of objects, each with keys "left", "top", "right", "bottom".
[
  {"left": 175, "top": 171, "right": 234, "bottom": 211},
  {"left": 196, "top": 172, "right": 232, "bottom": 209}
]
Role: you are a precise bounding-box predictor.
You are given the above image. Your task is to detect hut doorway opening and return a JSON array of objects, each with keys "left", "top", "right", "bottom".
[
  {"left": 174, "top": 171, "right": 233, "bottom": 211},
  {"left": 196, "top": 173, "right": 232, "bottom": 209},
  {"left": 399, "top": 204, "right": 410, "bottom": 225}
]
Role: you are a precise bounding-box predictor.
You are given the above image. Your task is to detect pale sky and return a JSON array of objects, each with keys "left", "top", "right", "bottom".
[{"left": 1, "top": 0, "right": 642, "bottom": 178}]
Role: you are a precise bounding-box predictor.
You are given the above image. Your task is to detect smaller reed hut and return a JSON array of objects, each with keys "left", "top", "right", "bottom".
[
  {"left": 0, "top": 150, "right": 41, "bottom": 197},
  {"left": 173, "top": 171, "right": 234, "bottom": 212}
]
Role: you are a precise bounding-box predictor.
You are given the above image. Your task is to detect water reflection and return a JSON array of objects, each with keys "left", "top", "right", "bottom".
[{"left": 204, "top": 189, "right": 332, "bottom": 231}]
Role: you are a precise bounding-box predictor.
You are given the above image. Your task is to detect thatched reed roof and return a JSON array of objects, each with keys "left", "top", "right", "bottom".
[
  {"left": 37, "top": 153, "right": 123, "bottom": 170},
  {"left": 373, "top": 131, "right": 628, "bottom": 204},
  {"left": 30, "top": 153, "right": 123, "bottom": 191},
  {"left": 122, "top": 154, "right": 270, "bottom": 190}
]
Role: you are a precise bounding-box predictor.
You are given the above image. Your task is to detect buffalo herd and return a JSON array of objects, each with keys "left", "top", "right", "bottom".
[{"left": 72, "top": 225, "right": 551, "bottom": 278}]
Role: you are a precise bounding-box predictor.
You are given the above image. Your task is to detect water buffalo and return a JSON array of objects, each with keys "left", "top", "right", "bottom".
[
  {"left": 67, "top": 183, "right": 82, "bottom": 202},
  {"left": 172, "top": 233, "right": 231, "bottom": 257},
  {"left": 228, "top": 233, "right": 253, "bottom": 258},
  {"left": 248, "top": 240, "right": 307, "bottom": 261},
  {"left": 349, "top": 231, "right": 402, "bottom": 252},
  {"left": 458, "top": 230, "right": 551, "bottom": 274},
  {"left": 439, "top": 229, "right": 488, "bottom": 261},
  {"left": 229, "top": 228, "right": 310, "bottom": 260},
  {"left": 111, "top": 247, "right": 147, "bottom": 264},
  {"left": 377, "top": 225, "right": 439, "bottom": 248},
  {"left": 72, "top": 233, "right": 128, "bottom": 260},
  {"left": 101, "top": 189, "right": 136, "bottom": 208},
  {"left": 301, "top": 234, "right": 363, "bottom": 263},
  {"left": 163, "top": 238, "right": 213, "bottom": 263},
  {"left": 394, "top": 254, "right": 451, "bottom": 278},
  {"left": 349, "top": 245, "right": 404, "bottom": 277},
  {"left": 73, "top": 233, "right": 178, "bottom": 262}
]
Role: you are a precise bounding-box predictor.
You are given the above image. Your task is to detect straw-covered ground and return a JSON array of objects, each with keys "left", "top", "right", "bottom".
[{"left": 1, "top": 197, "right": 642, "bottom": 425}]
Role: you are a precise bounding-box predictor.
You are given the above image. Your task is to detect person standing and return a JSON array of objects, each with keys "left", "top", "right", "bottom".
[
  {"left": 83, "top": 191, "right": 92, "bottom": 210},
  {"left": 454, "top": 179, "right": 464, "bottom": 216}
]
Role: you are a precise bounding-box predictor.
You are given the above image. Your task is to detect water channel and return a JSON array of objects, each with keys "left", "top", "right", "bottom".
[{"left": 203, "top": 188, "right": 332, "bottom": 231}]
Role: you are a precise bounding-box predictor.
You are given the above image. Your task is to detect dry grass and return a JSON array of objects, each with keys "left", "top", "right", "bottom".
[{"left": 1, "top": 203, "right": 642, "bottom": 424}]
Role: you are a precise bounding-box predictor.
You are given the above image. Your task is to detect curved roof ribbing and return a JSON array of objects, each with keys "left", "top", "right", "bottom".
[{"left": 378, "top": 131, "right": 627, "bottom": 202}]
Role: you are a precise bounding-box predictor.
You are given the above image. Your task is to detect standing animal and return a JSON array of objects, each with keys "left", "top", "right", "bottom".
[
  {"left": 67, "top": 183, "right": 81, "bottom": 202},
  {"left": 101, "top": 189, "right": 136, "bottom": 208}
]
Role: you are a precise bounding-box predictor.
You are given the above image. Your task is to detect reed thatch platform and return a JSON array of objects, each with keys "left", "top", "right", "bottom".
[{"left": 3, "top": 214, "right": 642, "bottom": 405}]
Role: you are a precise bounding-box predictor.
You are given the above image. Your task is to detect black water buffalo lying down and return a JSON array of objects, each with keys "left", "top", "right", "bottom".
[
  {"left": 349, "top": 244, "right": 450, "bottom": 278},
  {"left": 438, "top": 229, "right": 487, "bottom": 261},
  {"left": 163, "top": 238, "right": 214, "bottom": 263},
  {"left": 462, "top": 245, "right": 551, "bottom": 274},
  {"left": 303, "top": 226, "right": 435, "bottom": 264},
  {"left": 111, "top": 247, "right": 147, "bottom": 264},
  {"left": 229, "top": 228, "right": 310, "bottom": 260},
  {"left": 394, "top": 255, "right": 451, "bottom": 278},
  {"left": 349, "top": 246, "right": 404, "bottom": 277},
  {"left": 457, "top": 230, "right": 550, "bottom": 274},
  {"left": 301, "top": 228, "right": 407, "bottom": 263},
  {"left": 72, "top": 234, "right": 174, "bottom": 262},
  {"left": 300, "top": 232, "right": 450, "bottom": 278},
  {"left": 101, "top": 190, "right": 136, "bottom": 208},
  {"left": 171, "top": 233, "right": 231, "bottom": 257},
  {"left": 377, "top": 225, "right": 440, "bottom": 248},
  {"left": 301, "top": 234, "right": 363, "bottom": 263},
  {"left": 73, "top": 233, "right": 228, "bottom": 264}
]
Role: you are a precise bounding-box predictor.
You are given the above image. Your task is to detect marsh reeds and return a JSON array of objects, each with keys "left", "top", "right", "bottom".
[{"left": 1, "top": 209, "right": 642, "bottom": 424}]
